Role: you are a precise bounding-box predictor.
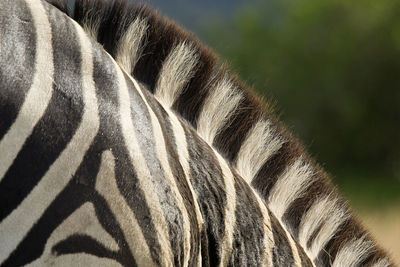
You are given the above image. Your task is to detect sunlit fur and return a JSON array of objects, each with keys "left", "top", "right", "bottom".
[
  {"left": 236, "top": 120, "right": 284, "bottom": 183},
  {"left": 115, "top": 16, "right": 148, "bottom": 74},
  {"left": 197, "top": 75, "right": 243, "bottom": 145},
  {"left": 332, "top": 236, "right": 375, "bottom": 267},
  {"left": 155, "top": 42, "right": 199, "bottom": 108}
]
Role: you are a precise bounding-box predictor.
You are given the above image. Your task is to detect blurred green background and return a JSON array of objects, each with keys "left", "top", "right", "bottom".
[
  {"left": 201, "top": 0, "right": 400, "bottom": 210},
  {"left": 143, "top": 0, "right": 400, "bottom": 260}
]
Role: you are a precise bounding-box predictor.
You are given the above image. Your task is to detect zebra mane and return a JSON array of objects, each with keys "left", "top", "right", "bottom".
[{"left": 48, "top": 0, "right": 393, "bottom": 265}]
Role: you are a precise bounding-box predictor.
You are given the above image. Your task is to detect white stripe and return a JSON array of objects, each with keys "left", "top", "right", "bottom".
[
  {"left": 197, "top": 75, "right": 243, "bottom": 144},
  {"left": 0, "top": 0, "right": 53, "bottom": 182},
  {"left": 116, "top": 57, "right": 174, "bottom": 266},
  {"left": 26, "top": 254, "right": 123, "bottom": 267},
  {"left": 26, "top": 202, "right": 119, "bottom": 266},
  {"left": 282, "top": 220, "right": 305, "bottom": 267},
  {"left": 332, "top": 236, "right": 375, "bottom": 267},
  {"left": 163, "top": 108, "right": 204, "bottom": 266},
  {"left": 0, "top": 14, "right": 99, "bottom": 264},
  {"left": 268, "top": 158, "right": 314, "bottom": 218},
  {"left": 266, "top": 158, "right": 315, "bottom": 266},
  {"left": 81, "top": 12, "right": 101, "bottom": 41},
  {"left": 252, "top": 191, "right": 275, "bottom": 266},
  {"left": 116, "top": 17, "right": 148, "bottom": 74},
  {"left": 130, "top": 73, "right": 192, "bottom": 267},
  {"left": 155, "top": 42, "right": 199, "bottom": 107},
  {"left": 212, "top": 151, "right": 237, "bottom": 267},
  {"left": 266, "top": 209, "right": 308, "bottom": 267},
  {"left": 372, "top": 258, "right": 391, "bottom": 267},
  {"left": 298, "top": 196, "right": 349, "bottom": 259},
  {"left": 95, "top": 151, "right": 156, "bottom": 266},
  {"left": 236, "top": 120, "right": 283, "bottom": 183}
]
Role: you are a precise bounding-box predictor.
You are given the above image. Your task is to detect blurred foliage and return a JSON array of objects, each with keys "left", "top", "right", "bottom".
[
  {"left": 338, "top": 171, "right": 400, "bottom": 209},
  {"left": 203, "top": 0, "right": 400, "bottom": 186}
]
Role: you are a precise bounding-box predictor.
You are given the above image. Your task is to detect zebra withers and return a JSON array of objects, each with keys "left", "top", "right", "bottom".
[
  {"left": 48, "top": 0, "right": 395, "bottom": 266},
  {"left": 0, "top": 0, "right": 314, "bottom": 266},
  {"left": 0, "top": 0, "right": 395, "bottom": 266}
]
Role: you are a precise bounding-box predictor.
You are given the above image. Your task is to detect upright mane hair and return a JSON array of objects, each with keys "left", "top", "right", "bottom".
[{"left": 48, "top": 0, "right": 394, "bottom": 265}]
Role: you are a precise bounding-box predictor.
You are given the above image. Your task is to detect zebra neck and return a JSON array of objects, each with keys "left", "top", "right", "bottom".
[{"left": 48, "top": 0, "right": 394, "bottom": 266}]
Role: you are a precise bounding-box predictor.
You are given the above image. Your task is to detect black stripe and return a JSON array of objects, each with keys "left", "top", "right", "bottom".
[
  {"left": 283, "top": 174, "right": 329, "bottom": 240},
  {"left": 200, "top": 227, "right": 211, "bottom": 267},
  {"left": 306, "top": 223, "right": 324, "bottom": 250},
  {"left": 229, "top": 176, "right": 265, "bottom": 266},
  {"left": 252, "top": 140, "right": 302, "bottom": 199},
  {"left": 268, "top": 210, "right": 296, "bottom": 266},
  {"left": 0, "top": 0, "right": 36, "bottom": 140},
  {"left": 0, "top": 1, "right": 83, "bottom": 222},
  {"left": 295, "top": 240, "right": 314, "bottom": 267},
  {"left": 132, "top": 12, "right": 176, "bottom": 92},
  {"left": 52, "top": 234, "right": 123, "bottom": 262},
  {"left": 183, "top": 125, "right": 228, "bottom": 266},
  {"left": 215, "top": 89, "right": 263, "bottom": 162},
  {"left": 173, "top": 51, "right": 217, "bottom": 128}
]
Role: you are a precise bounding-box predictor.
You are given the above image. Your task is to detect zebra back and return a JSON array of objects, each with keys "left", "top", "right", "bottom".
[{"left": 46, "top": 0, "right": 395, "bottom": 266}]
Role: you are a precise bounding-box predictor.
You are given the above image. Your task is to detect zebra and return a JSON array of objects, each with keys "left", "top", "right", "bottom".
[
  {"left": 0, "top": 0, "right": 315, "bottom": 266},
  {"left": 48, "top": 0, "right": 395, "bottom": 266},
  {"left": 0, "top": 0, "right": 394, "bottom": 266}
]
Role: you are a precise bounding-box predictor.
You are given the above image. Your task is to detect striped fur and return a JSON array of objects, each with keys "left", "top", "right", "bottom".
[
  {"left": 0, "top": 0, "right": 315, "bottom": 265},
  {"left": 46, "top": 0, "right": 396, "bottom": 266}
]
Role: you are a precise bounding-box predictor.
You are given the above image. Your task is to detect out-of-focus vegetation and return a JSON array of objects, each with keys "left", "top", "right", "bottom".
[{"left": 202, "top": 0, "right": 400, "bottom": 206}]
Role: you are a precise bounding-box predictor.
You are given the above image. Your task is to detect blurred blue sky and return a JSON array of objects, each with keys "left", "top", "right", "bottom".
[
  {"left": 65, "top": 0, "right": 253, "bottom": 33},
  {"left": 138, "top": 0, "right": 254, "bottom": 31}
]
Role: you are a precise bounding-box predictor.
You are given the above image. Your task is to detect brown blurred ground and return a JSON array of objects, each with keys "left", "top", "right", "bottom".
[{"left": 358, "top": 205, "right": 400, "bottom": 265}]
